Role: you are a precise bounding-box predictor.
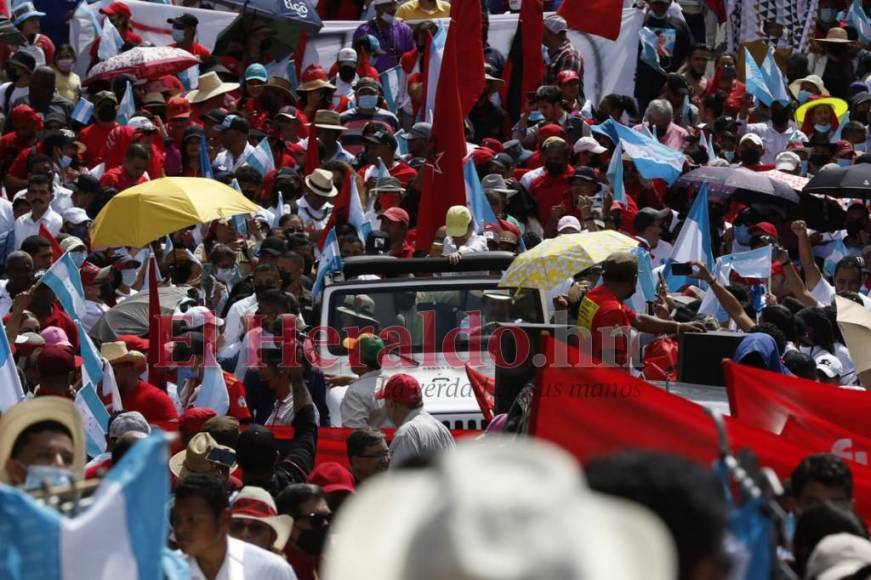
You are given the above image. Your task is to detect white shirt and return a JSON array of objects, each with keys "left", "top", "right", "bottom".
[
  {"left": 0, "top": 83, "right": 28, "bottom": 111},
  {"left": 810, "top": 277, "right": 836, "bottom": 307},
  {"left": 0, "top": 280, "right": 11, "bottom": 319},
  {"left": 389, "top": 407, "right": 455, "bottom": 468},
  {"left": 219, "top": 294, "right": 258, "bottom": 360},
  {"left": 50, "top": 184, "right": 75, "bottom": 214},
  {"left": 182, "top": 537, "right": 297, "bottom": 580},
  {"left": 340, "top": 369, "right": 389, "bottom": 428},
  {"left": 14, "top": 207, "right": 62, "bottom": 250},
  {"left": 297, "top": 197, "right": 333, "bottom": 231},
  {"left": 0, "top": 198, "right": 14, "bottom": 234},
  {"left": 82, "top": 299, "right": 109, "bottom": 332},
  {"left": 265, "top": 391, "right": 295, "bottom": 426},
  {"left": 742, "top": 122, "right": 807, "bottom": 165},
  {"left": 648, "top": 239, "right": 674, "bottom": 267},
  {"left": 214, "top": 143, "right": 256, "bottom": 173},
  {"left": 442, "top": 233, "right": 489, "bottom": 256}
]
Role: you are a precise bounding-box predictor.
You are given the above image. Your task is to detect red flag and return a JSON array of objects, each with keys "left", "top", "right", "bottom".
[
  {"left": 147, "top": 254, "right": 168, "bottom": 390},
  {"left": 414, "top": 0, "right": 470, "bottom": 252},
  {"left": 453, "top": 0, "right": 484, "bottom": 116},
  {"left": 304, "top": 121, "right": 320, "bottom": 176},
  {"left": 317, "top": 168, "right": 352, "bottom": 250},
  {"left": 520, "top": 0, "right": 544, "bottom": 100},
  {"left": 531, "top": 337, "right": 871, "bottom": 521},
  {"left": 558, "top": 0, "right": 623, "bottom": 40},
  {"left": 780, "top": 414, "right": 871, "bottom": 465},
  {"left": 724, "top": 360, "right": 871, "bottom": 438},
  {"left": 464, "top": 364, "right": 495, "bottom": 421},
  {"left": 39, "top": 224, "right": 63, "bottom": 262}
]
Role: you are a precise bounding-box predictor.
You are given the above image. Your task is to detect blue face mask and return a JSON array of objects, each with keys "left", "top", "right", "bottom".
[
  {"left": 800, "top": 159, "right": 809, "bottom": 176},
  {"left": 855, "top": 142, "right": 868, "bottom": 153},
  {"left": 837, "top": 158, "right": 853, "bottom": 167},
  {"left": 59, "top": 155, "right": 72, "bottom": 169},
  {"left": 357, "top": 94, "right": 378, "bottom": 110},
  {"left": 735, "top": 224, "right": 753, "bottom": 246},
  {"left": 528, "top": 111, "right": 545, "bottom": 123},
  {"left": 797, "top": 90, "right": 812, "bottom": 104},
  {"left": 814, "top": 123, "right": 832, "bottom": 133},
  {"left": 820, "top": 7, "right": 836, "bottom": 21},
  {"left": 723, "top": 150, "right": 735, "bottom": 162},
  {"left": 70, "top": 250, "right": 86, "bottom": 267},
  {"left": 783, "top": 512, "right": 797, "bottom": 544},
  {"left": 24, "top": 465, "right": 74, "bottom": 492}
]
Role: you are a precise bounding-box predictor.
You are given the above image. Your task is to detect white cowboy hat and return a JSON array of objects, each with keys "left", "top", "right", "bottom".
[
  {"left": 230, "top": 486, "right": 294, "bottom": 551},
  {"left": 304, "top": 168, "right": 338, "bottom": 198}
]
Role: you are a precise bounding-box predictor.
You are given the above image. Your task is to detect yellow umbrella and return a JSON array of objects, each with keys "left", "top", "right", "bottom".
[
  {"left": 90, "top": 177, "right": 260, "bottom": 248},
  {"left": 499, "top": 230, "right": 638, "bottom": 291}
]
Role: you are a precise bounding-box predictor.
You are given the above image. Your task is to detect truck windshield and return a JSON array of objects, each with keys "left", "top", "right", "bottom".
[{"left": 326, "top": 284, "right": 543, "bottom": 354}]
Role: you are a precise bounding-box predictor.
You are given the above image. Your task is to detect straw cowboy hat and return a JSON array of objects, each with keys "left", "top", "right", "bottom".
[
  {"left": 186, "top": 72, "right": 240, "bottom": 104},
  {"left": 0, "top": 397, "right": 86, "bottom": 484},
  {"left": 788, "top": 74, "right": 830, "bottom": 99},
  {"left": 313, "top": 110, "right": 348, "bottom": 132},
  {"left": 169, "top": 432, "right": 237, "bottom": 478},
  {"left": 305, "top": 168, "right": 338, "bottom": 198},
  {"left": 101, "top": 341, "right": 147, "bottom": 370},
  {"left": 817, "top": 27, "right": 853, "bottom": 44},
  {"left": 230, "top": 486, "right": 294, "bottom": 551}
]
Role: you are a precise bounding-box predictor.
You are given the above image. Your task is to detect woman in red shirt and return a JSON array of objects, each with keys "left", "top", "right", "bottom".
[{"left": 703, "top": 53, "right": 745, "bottom": 117}]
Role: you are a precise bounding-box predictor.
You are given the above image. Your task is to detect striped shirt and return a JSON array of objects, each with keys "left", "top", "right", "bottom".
[{"left": 339, "top": 107, "right": 400, "bottom": 156}]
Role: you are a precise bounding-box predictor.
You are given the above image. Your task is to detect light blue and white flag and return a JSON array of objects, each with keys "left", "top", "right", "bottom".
[
  {"left": 744, "top": 47, "right": 775, "bottom": 106},
  {"left": 380, "top": 66, "right": 406, "bottom": 114},
  {"left": 194, "top": 363, "right": 229, "bottom": 415},
  {"left": 849, "top": 0, "right": 871, "bottom": 44},
  {"left": 424, "top": 23, "right": 447, "bottom": 121},
  {"left": 760, "top": 47, "right": 791, "bottom": 106},
  {"left": 271, "top": 192, "right": 285, "bottom": 229},
  {"left": 375, "top": 156, "right": 390, "bottom": 179},
  {"left": 313, "top": 229, "right": 343, "bottom": 298},
  {"left": 606, "top": 141, "right": 626, "bottom": 203},
  {"left": 639, "top": 27, "right": 666, "bottom": 75},
  {"left": 663, "top": 184, "right": 715, "bottom": 291},
  {"left": 199, "top": 132, "right": 213, "bottom": 178},
  {"left": 40, "top": 252, "right": 86, "bottom": 322},
  {"left": 75, "top": 318, "right": 122, "bottom": 411},
  {"left": 72, "top": 1, "right": 102, "bottom": 63},
  {"left": 349, "top": 173, "right": 375, "bottom": 243},
  {"left": 615, "top": 122, "right": 685, "bottom": 185},
  {"left": 0, "top": 316, "right": 23, "bottom": 412},
  {"left": 830, "top": 110, "right": 851, "bottom": 143},
  {"left": 178, "top": 64, "right": 199, "bottom": 91},
  {"left": 464, "top": 158, "right": 498, "bottom": 234},
  {"left": 71, "top": 98, "right": 94, "bottom": 125},
  {"left": 825, "top": 238, "right": 850, "bottom": 276},
  {"left": 75, "top": 382, "right": 111, "bottom": 458},
  {"left": 0, "top": 432, "right": 170, "bottom": 580},
  {"left": 699, "top": 129, "right": 717, "bottom": 164},
  {"left": 242, "top": 136, "right": 275, "bottom": 176},
  {"left": 97, "top": 17, "right": 123, "bottom": 61},
  {"left": 626, "top": 246, "right": 658, "bottom": 313},
  {"left": 719, "top": 245, "right": 774, "bottom": 279},
  {"left": 116, "top": 81, "right": 135, "bottom": 126}
]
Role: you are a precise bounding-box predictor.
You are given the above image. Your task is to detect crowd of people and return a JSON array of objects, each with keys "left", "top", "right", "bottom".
[{"left": 2, "top": 0, "right": 871, "bottom": 577}]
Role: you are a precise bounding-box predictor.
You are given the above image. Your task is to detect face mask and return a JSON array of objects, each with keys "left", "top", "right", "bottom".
[
  {"left": 171, "top": 28, "right": 186, "bottom": 43},
  {"left": 379, "top": 11, "right": 395, "bottom": 24},
  {"left": 735, "top": 224, "right": 753, "bottom": 246},
  {"left": 797, "top": 90, "right": 812, "bottom": 104},
  {"left": 121, "top": 268, "right": 138, "bottom": 287},
  {"left": 59, "top": 154, "right": 72, "bottom": 169},
  {"left": 619, "top": 110, "right": 630, "bottom": 125},
  {"left": 70, "top": 250, "right": 86, "bottom": 267},
  {"left": 339, "top": 66, "right": 356, "bottom": 83},
  {"left": 508, "top": 0, "right": 522, "bottom": 9},
  {"left": 296, "top": 525, "right": 329, "bottom": 556},
  {"left": 545, "top": 162, "right": 565, "bottom": 176},
  {"left": 783, "top": 512, "right": 796, "bottom": 544},
  {"left": 723, "top": 150, "right": 735, "bottom": 162},
  {"left": 215, "top": 267, "right": 238, "bottom": 285},
  {"left": 23, "top": 465, "right": 74, "bottom": 492},
  {"left": 814, "top": 123, "right": 832, "bottom": 133},
  {"left": 837, "top": 158, "right": 853, "bottom": 167},
  {"left": 96, "top": 106, "right": 117, "bottom": 123},
  {"left": 56, "top": 58, "right": 74, "bottom": 73},
  {"left": 820, "top": 8, "right": 835, "bottom": 21},
  {"left": 357, "top": 94, "right": 378, "bottom": 110},
  {"left": 528, "top": 111, "right": 545, "bottom": 123}
]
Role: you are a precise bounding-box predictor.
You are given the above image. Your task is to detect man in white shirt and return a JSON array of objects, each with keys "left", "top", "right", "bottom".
[
  {"left": 0, "top": 251, "right": 34, "bottom": 318},
  {"left": 296, "top": 168, "right": 336, "bottom": 233},
  {"left": 14, "top": 174, "right": 61, "bottom": 250},
  {"left": 339, "top": 333, "right": 388, "bottom": 428},
  {"left": 173, "top": 474, "right": 297, "bottom": 580},
  {"left": 442, "top": 205, "right": 489, "bottom": 264},
  {"left": 219, "top": 263, "right": 282, "bottom": 361},
  {"left": 214, "top": 114, "right": 256, "bottom": 173},
  {"left": 633, "top": 207, "right": 674, "bottom": 267},
  {"left": 740, "top": 101, "right": 806, "bottom": 165},
  {"left": 377, "top": 373, "right": 454, "bottom": 467}
]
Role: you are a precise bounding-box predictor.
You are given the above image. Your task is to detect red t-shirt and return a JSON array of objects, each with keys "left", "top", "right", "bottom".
[
  {"left": 7, "top": 144, "right": 38, "bottom": 180},
  {"left": 390, "top": 239, "right": 415, "bottom": 258},
  {"left": 99, "top": 165, "right": 147, "bottom": 191},
  {"left": 520, "top": 166, "right": 576, "bottom": 225},
  {"left": 576, "top": 285, "right": 637, "bottom": 367},
  {"left": 37, "top": 303, "right": 79, "bottom": 350},
  {"left": 191, "top": 371, "right": 251, "bottom": 422},
  {"left": 171, "top": 41, "right": 211, "bottom": 60},
  {"left": 359, "top": 160, "right": 417, "bottom": 188},
  {"left": 79, "top": 122, "right": 118, "bottom": 168},
  {"left": 121, "top": 380, "right": 179, "bottom": 424},
  {"left": 90, "top": 30, "right": 143, "bottom": 59}
]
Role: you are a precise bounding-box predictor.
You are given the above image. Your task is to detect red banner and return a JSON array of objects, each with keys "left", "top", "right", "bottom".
[{"left": 559, "top": 0, "right": 623, "bottom": 40}]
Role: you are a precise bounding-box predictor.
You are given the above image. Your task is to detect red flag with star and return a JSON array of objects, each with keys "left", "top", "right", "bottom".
[{"left": 414, "top": 0, "right": 469, "bottom": 252}]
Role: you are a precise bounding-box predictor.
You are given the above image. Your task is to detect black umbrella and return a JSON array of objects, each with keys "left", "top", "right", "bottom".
[
  {"left": 89, "top": 286, "right": 193, "bottom": 343},
  {"left": 803, "top": 163, "right": 871, "bottom": 198},
  {"left": 794, "top": 193, "right": 847, "bottom": 233}
]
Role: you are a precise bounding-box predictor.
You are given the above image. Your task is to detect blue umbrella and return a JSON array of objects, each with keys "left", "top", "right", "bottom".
[{"left": 212, "top": 0, "right": 322, "bottom": 32}]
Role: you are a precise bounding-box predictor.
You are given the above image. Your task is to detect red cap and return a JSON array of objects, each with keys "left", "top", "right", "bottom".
[
  {"left": 80, "top": 263, "right": 112, "bottom": 286},
  {"left": 157, "top": 75, "right": 185, "bottom": 95},
  {"left": 481, "top": 138, "right": 503, "bottom": 153},
  {"left": 37, "top": 345, "right": 76, "bottom": 377},
  {"left": 306, "top": 462, "right": 356, "bottom": 494},
  {"left": 375, "top": 373, "right": 422, "bottom": 405},
  {"left": 538, "top": 124, "right": 566, "bottom": 145},
  {"left": 557, "top": 70, "right": 581, "bottom": 85},
  {"left": 380, "top": 206, "right": 409, "bottom": 225},
  {"left": 100, "top": 1, "right": 131, "bottom": 18},
  {"left": 469, "top": 146, "right": 495, "bottom": 166},
  {"left": 750, "top": 221, "right": 779, "bottom": 239},
  {"left": 179, "top": 407, "right": 217, "bottom": 434},
  {"left": 166, "top": 96, "right": 192, "bottom": 120},
  {"left": 301, "top": 64, "right": 327, "bottom": 83},
  {"left": 11, "top": 104, "right": 40, "bottom": 127},
  {"left": 118, "top": 335, "right": 149, "bottom": 354}
]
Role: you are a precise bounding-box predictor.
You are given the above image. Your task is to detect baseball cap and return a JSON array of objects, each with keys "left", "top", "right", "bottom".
[
  {"left": 445, "top": 206, "right": 473, "bottom": 238},
  {"left": 236, "top": 424, "right": 278, "bottom": 473},
  {"left": 60, "top": 236, "right": 87, "bottom": 253},
  {"left": 275, "top": 105, "right": 299, "bottom": 121},
  {"left": 244, "top": 63, "right": 268, "bottom": 83},
  {"left": 219, "top": 114, "right": 250, "bottom": 133},
  {"left": 80, "top": 263, "right": 112, "bottom": 286},
  {"left": 570, "top": 166, "right": 598, "bottom": 183},
  {"left": 543, "top": 14, "right": 568, "bottom": 35},
  {"left": 375, "top": 373, "right": 422, "bottom": 405},
  {"left": 573, "top": 136, "right": 607, "bottom": 155},
  {"left": 202, "top": 108, "right": 228, "bottom": 125},
  {"left": 307, "top": 462, "right": 356, "bottom": 494},
  {"left": 37, "top": 345, "right": 76, "bottom": 378},
  {"left": 739, "top": 133, "right": 764, "bottom": 148},
  {"left": 342, "top": 333, "right": 385, "bottom": 367},
  {"left": 557, "top": 70, "right": 581, "bottom": 85},
  {"left": 128, "top": 116, "right": 157, "bottom": 133},
  {"left": 806, "top": 533, "right": 871, "bottom": 580},
  {"left": 108, "top": 411, "right": 151, "bottom": 439},
  {"left": 633, "top": 207, "right": 670, "bottom": 233},
  {"left": 364, "top": 128, "right": 397, "bottom": 149},
  {"left": 557, "top": 216, "right": 582, "bottom": 234},
  {"left": 354, "top": 77, "right": 381, "bottom": 94},
  {"left": 178, "top": 407, "right": 217, "bottom": 435},
  {"left": 603, "top": 251, "right": 638, "bottom": 280},
  {"left": 166, "top": 96, "right": 192, "bottom": 120},
  {"left": 62, "top": 207, "right": 90, "bottom": 225},
  {"left": 815, "top": 353, "right": 844, "bottom": 379},
  {"left": 774, "top": 151, "right": 801, "bottom": 172},
  {"left": 75, "top": 174, "right": 101, "bottom": 195},
  {"left": 749, "top": 221, "right": 778, "bottom": 239},
  {"left": 100, "top": 1, "right": 131, "bottom": 18},
  {"left": 402, "top": 122, "right": 432, "bottom": 141},
  {"left": 174, "top": 305, "right": 224, "bottom": 333},
  {"left": 41, "top": 326, "right": 73, "bottom": 348},
  {"left": 167, "top": 13, "right": 198, "bottom": 28},
  {"left": 502, "top": 139, "right": 533, "bottom": 164},
  {"left": 337, "top": 48, "right": 358, "bottom": 63},
  {"left": 94, "top": 90, "right": 118, "bottom": 107},
  {"left": 202, "top": 415, "right": 241, "bottom": 448},
  {"left": 380, "top": 206, "right": 409, "bottom": 225}
]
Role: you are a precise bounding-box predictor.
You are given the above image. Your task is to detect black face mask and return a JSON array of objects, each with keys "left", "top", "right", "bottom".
[
  {"left": 296, "top": 526, "right": 328, "bottom": 556},
  {"left": 709, "top": 205, "right": 726, "bottom": 225},
  {"left": 545, "top": 162, "right": 566, "bottom": 176},
  {"left": 810, "top": 153, "right": 831, "bottom": 168},
  {"left": 739, "top": 148, "right": 761, "bottom": 166},
  {"left": 254, "top": 284, "right": 273, "bottom": 300},
  {"left": 96, "top": 106, "right": 117, "bottom": 123},
  {"left": 770, "top": 108, "right": 790, "bottom": 125},
  {"left": 338, "top": 66, "right": 356, "bottom": 83},
  {"left": 7, "top": 68, "right": 18, "bottom": 83}
]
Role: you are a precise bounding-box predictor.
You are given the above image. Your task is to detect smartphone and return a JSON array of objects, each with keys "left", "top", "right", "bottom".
[
  {"left": 206, "top": 447, "right": 236, "bottom": 468},
  {"left": 671, "top": 262, "right": 695, "bottom": 276}
]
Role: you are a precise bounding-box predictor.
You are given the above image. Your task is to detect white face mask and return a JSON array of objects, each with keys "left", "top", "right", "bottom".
[
  {"left": 215, "top": 267, "right": 237, "bottom": 284},
  {"left": 121, "top": 268, "right": 138, "bottom": 287},
  {"left": 508, "top": 0, "right": 522, "bottom": 9},
  {"left": 379, "top": 11, "right": 395, "bottom": 24},
  {"left": 171, "top": 28, "right": 186, "bottom": 43}
]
